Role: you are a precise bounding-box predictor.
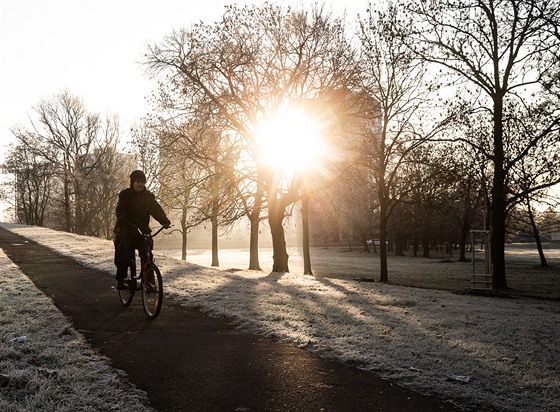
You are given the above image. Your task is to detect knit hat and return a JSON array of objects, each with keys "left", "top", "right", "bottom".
[{"left": 129, "top": 170, "right": 147, "bottom": 187}]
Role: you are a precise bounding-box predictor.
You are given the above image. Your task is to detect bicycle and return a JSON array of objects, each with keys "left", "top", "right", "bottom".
[{"left": 118, "top": 224, "right": 168, "bottom": 319}]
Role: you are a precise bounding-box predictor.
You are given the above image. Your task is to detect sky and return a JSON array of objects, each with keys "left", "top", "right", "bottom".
[
  {"left": 2, "top": 222, "right": 559, "bottom": 412},
  {"left": 0, "top": 0, "right": 366, "bottom": 151},
  {"left": 0, "top": 0, "right": 368, "bottom": 219}
]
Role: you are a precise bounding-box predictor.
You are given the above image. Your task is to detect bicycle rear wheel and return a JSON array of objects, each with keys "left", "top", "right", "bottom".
[
  {"left": 142, "top": 263, "right": 163, "bottom": 319},
  {"left": 118, "top": 267, "right": 135, "bottom": 307},
  {"left": 118, "top": 261, "right": 136, "bottom": 306}
]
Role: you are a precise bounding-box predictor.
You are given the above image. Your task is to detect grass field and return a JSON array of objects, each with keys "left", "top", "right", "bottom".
[{"left": 164, "top": 242, "right": 560, "bottom": 300}]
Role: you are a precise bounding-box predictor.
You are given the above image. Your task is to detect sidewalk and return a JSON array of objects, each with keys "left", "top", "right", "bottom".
[{"left": 0, "top": 226, "right": 460, "bottom": 411}]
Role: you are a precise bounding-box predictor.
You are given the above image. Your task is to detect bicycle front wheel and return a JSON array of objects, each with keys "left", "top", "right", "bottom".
[{"left": 142, "top": 263, "right": 163, "bottom": 319}]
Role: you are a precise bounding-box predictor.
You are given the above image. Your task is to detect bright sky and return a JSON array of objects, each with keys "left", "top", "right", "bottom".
[
  {"left": 0, "top": 0, "right": 366, "bottom": 149},
  {"left": 0, "top": 0, "right": 368, "bottom": 219}
]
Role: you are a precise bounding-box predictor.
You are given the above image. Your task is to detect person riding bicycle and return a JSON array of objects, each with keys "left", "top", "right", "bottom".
[{"left": 113, "top": 170, "right": 171, "bottom": 290}]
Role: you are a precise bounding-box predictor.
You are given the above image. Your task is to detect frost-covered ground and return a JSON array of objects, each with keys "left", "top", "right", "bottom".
[
  {"left": 1, "top": 223, "right": 559, "bottom": 412},
  {"left": 0, "top": 249, "right": 153, "bottom": 412}
]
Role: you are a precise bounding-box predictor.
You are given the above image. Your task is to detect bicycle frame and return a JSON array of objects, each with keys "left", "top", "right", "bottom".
[
  {"left": 133, "top": 226, "right": 165, "bottom": 280},
  {"left": 118, "top": 224, "right": 167, "bottom": 319}
]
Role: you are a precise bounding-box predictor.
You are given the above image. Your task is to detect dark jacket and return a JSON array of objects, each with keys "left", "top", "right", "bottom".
[{"left": 114, "top": 187, "right": 170, "bottom": 237}]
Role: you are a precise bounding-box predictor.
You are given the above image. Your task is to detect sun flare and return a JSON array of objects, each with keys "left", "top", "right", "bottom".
[{"left": 255, "top": 106, "right": 328, "bottom": 175}]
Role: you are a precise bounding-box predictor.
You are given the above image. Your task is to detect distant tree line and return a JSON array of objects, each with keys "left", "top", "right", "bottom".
[
  {"left": 2, "top": 90, "right": 130, "bottom": 238},
  {"left": 2, "top": 0, "right": 559, "bottom": 290}
]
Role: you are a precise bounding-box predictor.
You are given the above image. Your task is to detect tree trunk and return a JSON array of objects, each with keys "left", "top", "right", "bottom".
[
  {"left": 458, "top": 219, "right": 469, "bottom": 262},
  {"left": 379, "top": 200, "right": 389, "bottom": 282},
  {"left": 64, "top": 173, "right": 72, "bottom": 232},
  {"left": 535, "top": 231, "right": 548, "bottom": 267},
  {"left": 491, "top": 99, "right": 508, "bottom": 289},
  {"left": 74, "top": 183, "right": 84, "bottom": 235},
  {"left": 211, "top": 199, "right": 219, "bottom": 267},
  {"left": 181, "top": 210, "right": 187, "bottom": 261},
  {"left": 490, "top": 209, "right": 507, "bottom": 288},
  {"left": 248, "top": 208, "right": 261, "bottom": 270},
  {"left": 527, "top": 198, "right": 548, "bottom": 267},
  {"left": 302, "top": 195, "right": 313, "bottom": 275},
  {"left": 182, "top": 231, "right": 188, "bottom": 261},
  {"left": 269, "top": 197, "right": 289, "bottom": 273},
  {"left": 421, "top": 236, "right": 430, "bottom": 258},
  {"left": 395, "top": 236, "right": 405, "bottom": 256},
  {"left": 362, "top": 234, "right": 370, "bottom": 253}
]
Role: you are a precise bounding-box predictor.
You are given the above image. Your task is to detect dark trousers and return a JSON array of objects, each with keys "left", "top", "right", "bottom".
[{"left": 113, "top": 233, "right": 146, "bottom": 281}]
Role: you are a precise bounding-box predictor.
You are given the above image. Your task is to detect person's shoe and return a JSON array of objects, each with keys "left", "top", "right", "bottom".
[{"left": 116, "top": 281, "right": 127, "bottom": 290}]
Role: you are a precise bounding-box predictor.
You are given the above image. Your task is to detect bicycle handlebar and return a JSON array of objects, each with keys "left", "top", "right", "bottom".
[
  {"left": 150, "top": 226, "right": 167, "bottom": 237},
  {"left": 126, "top": 222, "right": 171, "bottom": 238}
]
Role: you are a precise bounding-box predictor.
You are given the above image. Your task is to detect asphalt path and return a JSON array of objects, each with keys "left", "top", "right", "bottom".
[{"left": 0, "top": 226, "right": 462, "bottom": 411}]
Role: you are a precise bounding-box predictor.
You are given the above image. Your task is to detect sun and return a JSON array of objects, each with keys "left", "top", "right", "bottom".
[{"left": 255, "top": 106, "right": 329, "bottom": 175}]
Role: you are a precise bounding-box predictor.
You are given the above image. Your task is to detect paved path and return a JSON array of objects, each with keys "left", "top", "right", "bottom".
[{"left": 0, "top": 227, "right": 461, "bottom": 411}]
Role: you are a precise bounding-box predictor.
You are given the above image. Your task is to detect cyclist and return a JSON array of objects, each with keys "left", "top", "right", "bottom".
[{"left": 113, "top": 170, "right": 171, "bottom": 290}]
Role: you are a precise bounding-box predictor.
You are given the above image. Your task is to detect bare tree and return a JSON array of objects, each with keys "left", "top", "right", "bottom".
[
  {"left": 447, "top": 154, "right": 486, "bottom": 262},
  {"left": 144, "top": 81, "right": 245, "bottom": 264},
  {"left": 357, "top": 2, "right": 449, "bottom": 281},
  {"left": 1, "top": 143, "right": 52, "bottom": 225},
  {"left": 403, "top": 0, "right": 560, "bottom": 288},
  {"left": 128, "top": 122, "right": 162, "bottom": 191},
  {"left": 75, "top": 115, "right": 122, "bottom": 236},
  {"left": 10, "top": 90, "right": 121, "bottom": 234},
  {"left": 145, "top": 3, "right": 358, "bottom": 272},
  {"left": 538, "top": 204, "right": 560, "bottom": 241},
  {"left": 85, "top": 145, "right": 130, "bottom": 238}
]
